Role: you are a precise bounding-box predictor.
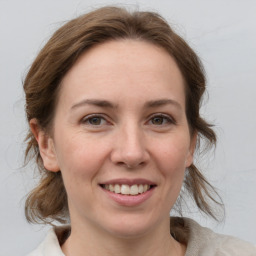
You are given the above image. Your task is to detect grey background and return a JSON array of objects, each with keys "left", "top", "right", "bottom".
[{"left": 0, "top": 0, "right": 255, "bottom": 255}]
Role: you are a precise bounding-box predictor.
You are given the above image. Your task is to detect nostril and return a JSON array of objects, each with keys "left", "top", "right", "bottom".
[
  {"left": 110, "top": 143, "right": 150, "bottom": 169},
  {"left": 116, "top": 161, "right": 146, "bottom": 169}
]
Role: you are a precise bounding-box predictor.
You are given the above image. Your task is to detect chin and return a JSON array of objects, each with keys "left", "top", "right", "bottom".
[{"left": 100, "top": 213, "right": 158, "bottom": 239}]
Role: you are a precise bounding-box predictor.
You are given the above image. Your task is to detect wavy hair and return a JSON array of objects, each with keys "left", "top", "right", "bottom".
[{"left": 24, "top": 6, "right": 223, "bottom": 225}]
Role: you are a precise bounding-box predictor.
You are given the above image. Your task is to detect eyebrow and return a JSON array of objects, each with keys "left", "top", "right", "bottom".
[
  {"left": 70, "top": 98, "right": 181, "bottom": 111},
  {"left": 145, "top": 99, "right": 182, "bottom": 110},
  {"left": 71, "top": 99, "right": 117, "bottom": 110}
]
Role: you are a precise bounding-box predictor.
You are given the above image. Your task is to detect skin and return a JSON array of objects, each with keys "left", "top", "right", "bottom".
[{"left": 31, "top": 40, "right": 197, "bottom": 256}]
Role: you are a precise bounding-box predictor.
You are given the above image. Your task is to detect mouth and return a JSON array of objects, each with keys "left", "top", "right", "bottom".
[{"left": 100, "top": 184, "right": 156, "bottom": 196}]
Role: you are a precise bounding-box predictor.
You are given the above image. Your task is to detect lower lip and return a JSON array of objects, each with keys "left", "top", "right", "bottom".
[{"left": 101, "top": 186, "right": 155, "bottom": 207}]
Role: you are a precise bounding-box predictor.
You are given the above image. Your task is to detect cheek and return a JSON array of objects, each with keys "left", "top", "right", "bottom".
[
  {"left": 152, "top": 138, "right": 190, "bottom": 209},
  {"left": 153, "top": 136, "right": 191, "bottom": 195},
  {"left": 54, "top": 132, "right": 111, "bottom": 181},
  {"left": 54, "top": 140, "right": 98, "bottom": 205},
  {"left": 156, "top": 138, "right": 190, "bottom": 173}
]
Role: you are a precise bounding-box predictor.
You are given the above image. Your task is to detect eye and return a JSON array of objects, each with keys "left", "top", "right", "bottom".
[
  {"left": 81, "top": 114, "right": 108, "bottom": 126},
  {"left": 149, "top": 114, "right": 175, "bottom": 126}
]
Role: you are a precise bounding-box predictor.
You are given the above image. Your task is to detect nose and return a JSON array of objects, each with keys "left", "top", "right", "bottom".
[{"left": 110, "top": 123, "right": 150, "bottom": 169}]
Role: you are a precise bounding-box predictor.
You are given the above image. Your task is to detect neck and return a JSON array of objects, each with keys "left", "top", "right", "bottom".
[{"left": 61, "top": 217, "right": 186, "bottom": 256}]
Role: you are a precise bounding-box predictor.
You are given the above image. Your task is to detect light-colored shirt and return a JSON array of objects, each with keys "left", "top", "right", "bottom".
[{"left": 27, "top": 218, "right": 256, "bottom": 256}]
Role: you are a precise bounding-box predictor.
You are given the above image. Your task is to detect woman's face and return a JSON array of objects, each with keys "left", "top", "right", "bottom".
[{"left": 38, "top": 40, "right": 196, "bottom": 237}]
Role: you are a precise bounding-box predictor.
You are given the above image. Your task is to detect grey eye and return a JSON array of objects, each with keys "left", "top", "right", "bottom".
[{"left": 88, "top": 117, "right": 103, "bottom": 125}]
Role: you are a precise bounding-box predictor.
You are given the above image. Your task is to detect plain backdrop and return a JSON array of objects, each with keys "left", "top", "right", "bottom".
[{"left": 0, "top": 0, "right": 255, "bottom": 255}]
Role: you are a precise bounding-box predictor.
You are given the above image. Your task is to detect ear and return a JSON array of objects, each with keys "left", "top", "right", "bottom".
[
  {"left": 186, "top": 132, "right": 198, "bottom": 167},
  {"left": 30, "top": 118, "right": 60, "bottom": 172}
]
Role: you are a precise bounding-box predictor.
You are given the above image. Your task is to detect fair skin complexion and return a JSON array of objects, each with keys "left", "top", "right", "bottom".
[{"left": 31, "top": 40, "right": 197, "bottom": 256}]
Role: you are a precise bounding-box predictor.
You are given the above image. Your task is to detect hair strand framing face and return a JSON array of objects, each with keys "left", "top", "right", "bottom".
[{"left": 23, "top": 6, "right": 224, "bottom": 226}]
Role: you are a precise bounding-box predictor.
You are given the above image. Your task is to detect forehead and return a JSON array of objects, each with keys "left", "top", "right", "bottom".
[
  {"left": 58, "top": 39, "right": 186, "bottom": 109},
  {"left": 65, "top": 39, "right": 182, "bottom": 79}
]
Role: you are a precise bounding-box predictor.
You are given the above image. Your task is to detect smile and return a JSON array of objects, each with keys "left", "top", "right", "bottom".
[{"left": 101, "top": 184, "right": 154, "bottom": 196}]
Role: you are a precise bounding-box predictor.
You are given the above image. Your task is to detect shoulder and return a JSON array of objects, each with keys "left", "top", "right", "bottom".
[
  {"left": 27, "top": 226, "right": 68, "bottom": 256},
  {"left": 182, "top": 218, "right": 256, "bottom": 256}
]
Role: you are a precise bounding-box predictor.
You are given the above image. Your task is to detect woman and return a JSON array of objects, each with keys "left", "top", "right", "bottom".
[{"left": 24, "top": 6, "right": 255, "bottom": 256}]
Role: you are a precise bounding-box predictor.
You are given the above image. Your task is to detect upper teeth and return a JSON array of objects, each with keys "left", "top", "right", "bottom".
[{"left": 103, "top": 184, "right": 151, "bottom": 196}]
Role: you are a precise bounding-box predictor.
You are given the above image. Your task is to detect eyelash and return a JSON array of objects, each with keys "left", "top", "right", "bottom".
[
  {"left": 80, "top": 113, "right": 176, "bottom": 127},
  {"left": 148, "top": 114, "right": 176, "bottom": 126},
  {"left": 81, "top": 114, "right": 109, "bottom": 126}
]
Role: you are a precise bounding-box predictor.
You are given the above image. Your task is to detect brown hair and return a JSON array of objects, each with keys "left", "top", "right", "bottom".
[{"left": 24, "top": 6, "right": 223, "bottom": 224}]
